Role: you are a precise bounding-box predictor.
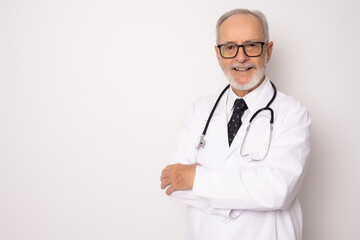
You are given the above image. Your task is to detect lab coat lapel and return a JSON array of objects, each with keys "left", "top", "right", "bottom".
[
  {"left": 225, "top": 80, "right": 275, "bottom": 158},
  {"left": 209, "top": 88, "right": 231, "bottom": 156}
]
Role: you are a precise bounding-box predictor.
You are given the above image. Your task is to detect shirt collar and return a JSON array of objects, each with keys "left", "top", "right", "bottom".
[{"left": 226, "top": 77, "right": 269, "bottom": 115}]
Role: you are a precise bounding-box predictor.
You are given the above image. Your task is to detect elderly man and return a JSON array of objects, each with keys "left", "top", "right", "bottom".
[{"left": 160, "top": 9, "right": 310, "bottom": 240}]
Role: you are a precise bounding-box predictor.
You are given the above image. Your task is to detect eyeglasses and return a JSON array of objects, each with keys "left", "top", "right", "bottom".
[{"left": 217, "top": 42, "right": 266, "bottom": 59}]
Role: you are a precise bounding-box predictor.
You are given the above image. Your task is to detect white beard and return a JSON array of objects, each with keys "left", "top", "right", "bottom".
[
  {"left": 221, "top": 52, "right": 268, "bottom": 91},
  {"left": 224, "top": 65, "right": 266, "bottom": 91}
]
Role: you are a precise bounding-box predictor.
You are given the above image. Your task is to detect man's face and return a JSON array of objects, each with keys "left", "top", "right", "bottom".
[{"left": 215, "top": 14, "right": 273, "bottom": 93}]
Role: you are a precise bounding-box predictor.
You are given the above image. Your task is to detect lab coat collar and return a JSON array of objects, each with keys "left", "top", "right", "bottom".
[
  {"left": 214, "top": 77, "right": 271, "bottom": 116},
  {"left": 227, "top": 77, "right": 269, "bottom": 115},
  {"left": 243, "top": 77, "right": 270, "bottom": 113},
  {"left": 213, "top": 86, "right": 229, "bottom": 116}
]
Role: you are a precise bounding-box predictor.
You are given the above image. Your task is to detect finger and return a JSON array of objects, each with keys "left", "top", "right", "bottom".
[
  {"left": 161, "top": 178, "right": 171, "bottom": 189},
  {"left": 166, "top": 185, "right": 176, "bottom": 195},
  {"left": 161, "top": 173, "right": 171, "bottom": 181},
  {"left": 160, "top": 166, "right": 173, "bottom": 180},
  {"left": 160, "top": 169, "right": 167, "bottom": 180}
]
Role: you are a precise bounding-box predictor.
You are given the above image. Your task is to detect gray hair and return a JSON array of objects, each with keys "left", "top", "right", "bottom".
[{"left": 216, "top": 9, "right": 269, "bottom": 44}]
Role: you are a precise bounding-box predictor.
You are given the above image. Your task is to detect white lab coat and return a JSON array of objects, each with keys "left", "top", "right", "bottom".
[{"left": 168, "top": 78, "right": 311, "bottom": 240}]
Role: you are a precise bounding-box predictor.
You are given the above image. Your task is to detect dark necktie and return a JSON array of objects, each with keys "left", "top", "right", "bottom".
[{"left": 228, "top": 98, "right": 248, "bottom": 146}]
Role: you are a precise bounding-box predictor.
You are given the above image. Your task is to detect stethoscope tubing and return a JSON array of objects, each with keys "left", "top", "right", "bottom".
[{"left": 196, "top": 81, "right": 277, "bottom": 150}]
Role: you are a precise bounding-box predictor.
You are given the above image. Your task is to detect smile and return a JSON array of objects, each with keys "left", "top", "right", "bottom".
[{"left": 233, "top": 67, "right": 252, "bottom": 71}]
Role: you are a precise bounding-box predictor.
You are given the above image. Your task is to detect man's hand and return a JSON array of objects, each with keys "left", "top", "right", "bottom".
[{"left": 160, "top": 163, "right": 199, "bottom": 195}]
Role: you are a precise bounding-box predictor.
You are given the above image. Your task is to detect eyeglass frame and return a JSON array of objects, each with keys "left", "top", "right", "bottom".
[{"left": 217, "top": 42, "right": 267, "bottom": 59}]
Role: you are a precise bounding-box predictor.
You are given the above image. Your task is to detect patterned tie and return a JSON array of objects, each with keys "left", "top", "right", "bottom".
[{"left": 228, "top": 98, "right": 248, "bottom": 146}]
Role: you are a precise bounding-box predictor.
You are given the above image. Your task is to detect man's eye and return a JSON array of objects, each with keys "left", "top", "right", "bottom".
[
  {"left": 246, "top": 43, "right": 259, "bottom": 48},
  {"left": 225, "top": 45, "right": 235, "bottom": 50}
]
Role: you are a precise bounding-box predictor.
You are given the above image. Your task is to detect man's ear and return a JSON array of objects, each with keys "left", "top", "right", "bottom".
[
  {"left": 266, "top": 41, "right": 274, "bottom": 63},
  {"left": 215, "top": 45, "right": 221, "bottom": 62}
]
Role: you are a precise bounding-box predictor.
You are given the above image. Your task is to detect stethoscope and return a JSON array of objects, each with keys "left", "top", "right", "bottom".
[{"left": 196, "top": 81, "right": 277, "bottom": 161}]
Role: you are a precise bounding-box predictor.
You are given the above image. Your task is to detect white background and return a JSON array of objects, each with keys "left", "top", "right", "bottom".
[{"left": 1, "top": 0, "right": 359, "bottom": 239}]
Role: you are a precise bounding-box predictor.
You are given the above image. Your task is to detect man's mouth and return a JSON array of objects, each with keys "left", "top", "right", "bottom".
[{"left": 232, "top": 67, "right": 253, "bottom": 72}]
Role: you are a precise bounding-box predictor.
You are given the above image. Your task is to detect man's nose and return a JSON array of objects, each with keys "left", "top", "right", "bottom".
[{"left": 235, "top": 47, "right": 248, "bottom": 63}]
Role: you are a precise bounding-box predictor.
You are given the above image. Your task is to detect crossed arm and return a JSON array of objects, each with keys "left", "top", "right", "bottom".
[{"left": 159, "top": 96, "right": 311, "bottom": 214}]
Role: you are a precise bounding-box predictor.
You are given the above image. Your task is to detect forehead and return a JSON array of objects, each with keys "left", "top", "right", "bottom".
[{"left": 219, "top": 14, "right": 264, "bottom": 43}]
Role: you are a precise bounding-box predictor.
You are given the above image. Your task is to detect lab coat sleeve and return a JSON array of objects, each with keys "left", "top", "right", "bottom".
[
  {"left": 192, "top": 98, "right": 311, "bottom": 211},
  {"left": 166, "top": 98, "right": 231, "bottom": 217}
]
